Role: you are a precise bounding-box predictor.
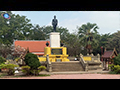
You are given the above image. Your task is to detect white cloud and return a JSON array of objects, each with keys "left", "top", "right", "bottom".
[
  {"left": 88, "top": 11, "right": 120, "bottom": 34},
  {"left": 59, "top": 18, "right": 82, "bottom": 33},
  {"left": 59, "top": 11, "right": 120, "bottom": 34}
]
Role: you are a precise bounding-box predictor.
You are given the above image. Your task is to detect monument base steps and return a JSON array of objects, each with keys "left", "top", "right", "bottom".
[{"left": 51, "top": 61, "right": 84, "bottom": 72}]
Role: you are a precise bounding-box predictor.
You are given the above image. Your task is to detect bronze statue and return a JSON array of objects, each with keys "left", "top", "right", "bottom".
[{"left": 52, "top": 15, "right": 58, "bottom": 32}]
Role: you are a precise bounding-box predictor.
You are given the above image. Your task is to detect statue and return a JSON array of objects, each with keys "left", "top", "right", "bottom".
[{"left": 52, "top": 15, "right": 58, "bottom": 32}]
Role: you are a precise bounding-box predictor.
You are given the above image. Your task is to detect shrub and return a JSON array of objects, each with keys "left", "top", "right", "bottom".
[
  {"left": 30, "top": 66, "right": 46, "bottom": 76},
  {"left": 0, "top": 56, "right": 6, "bottom": 64},
  {"left": 21, "top": 66, "right": 30, "bottom": 76},
  {"left": 1, "top": 64, "right": 19, "bottom": 75},
  {"left": 109, "top": 64, "right": 120, "bottom": 74},
  {"left": 38, "top": 66, "right": 46, "bottom": 71},
  {"left": 6, "top": 64, "right": 19, "bottom": 75},
  {"left": 116, "top": 67, "right": 120, "bottom": 74},
  {"left": 22, "top": 53, "right": 46, "bottom": 76},
  {"left": 24, "top": 53, "right": 41, "bottom": 69},
  {"left": 30, "top": 69, "right": 41, "bottom": 76},
  {"left": 114, "top": 54, "right": 120, "bottom": 65},
  {"left": 108, "top": 64, "right": 114, "bottom": 71},
  {"left": 0, "top": 63, "right": 7, "bottom": 69},
  {"left": 113, "top": 65, "right": 120, "bottom": 73}
]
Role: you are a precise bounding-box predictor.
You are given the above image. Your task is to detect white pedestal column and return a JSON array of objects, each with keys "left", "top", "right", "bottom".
[{"left": 50, "top": 32, "right": 60, "bottom": 47}]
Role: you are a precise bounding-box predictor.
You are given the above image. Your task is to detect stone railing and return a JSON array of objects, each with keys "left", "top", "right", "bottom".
[
  {"left": 46, "top": 55, "right": 52, "bottom": 72},
  {"left": 84, "top": 53, "right": 101, "bottom": 62},
  {"left": 80, "top": 54, "right": 88, "bottom": 71},
  {"left": 81, "top": 53, "right": 103, "bottom": 71}
]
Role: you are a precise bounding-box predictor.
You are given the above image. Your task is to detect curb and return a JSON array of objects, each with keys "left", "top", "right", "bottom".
[{"left": 39, "top": 70, "right": 109, "bottom": 75}]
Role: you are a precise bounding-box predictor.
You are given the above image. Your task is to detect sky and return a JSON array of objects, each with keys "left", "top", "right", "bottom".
[{"left": 12, "top": 11, "right": 120, "bottom": 35}]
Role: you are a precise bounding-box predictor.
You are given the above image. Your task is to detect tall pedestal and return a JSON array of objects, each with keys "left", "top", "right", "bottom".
[{"left": 50, "top": 32, "right": 60, "bottom": 47}]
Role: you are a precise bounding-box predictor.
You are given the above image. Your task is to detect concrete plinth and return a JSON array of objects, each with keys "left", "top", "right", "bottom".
[{"left": 50, "top": 32, "right": 60, "bottom": 47}]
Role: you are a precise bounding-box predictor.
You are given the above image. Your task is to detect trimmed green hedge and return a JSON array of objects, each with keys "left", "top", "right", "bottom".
[{"left": 24, "top": 53, "right": 41, "bottom": 69}]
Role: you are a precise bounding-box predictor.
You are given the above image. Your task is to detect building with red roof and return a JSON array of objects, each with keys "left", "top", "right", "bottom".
[
  {"left": 14, "top": 40, "right": 50, "bottom": 56},
  {"left": 102, "top": 48, "right": 118, "bottom": 59},
  {"left": 101, "top": 48, "right": 118, "bottom": 70}
]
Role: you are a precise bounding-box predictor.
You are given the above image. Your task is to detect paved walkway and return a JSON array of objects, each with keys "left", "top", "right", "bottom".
[
  {"left": 1, "top": 73, "right": 120, "bottom": 79},
  {"left": 1, "top": 70, "right": 120, "bottom": 79}
]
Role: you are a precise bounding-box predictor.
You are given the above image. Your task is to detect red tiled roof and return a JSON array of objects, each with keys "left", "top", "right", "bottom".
[
  {"left": 102, "top": 51, "right": 113, "bottom": 58},
  {"left": 14, "top": 40, "right": 50, "bottom": 55}
]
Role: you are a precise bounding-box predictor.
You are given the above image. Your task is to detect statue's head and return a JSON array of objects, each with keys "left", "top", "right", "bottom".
[{"left": 54, "top": 15, "right": 56, "bottom": 19}]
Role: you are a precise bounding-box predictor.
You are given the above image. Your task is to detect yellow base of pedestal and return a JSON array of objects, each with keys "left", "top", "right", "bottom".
[{"left": 38, "top": 47, "right": 70, "bottom": 62}]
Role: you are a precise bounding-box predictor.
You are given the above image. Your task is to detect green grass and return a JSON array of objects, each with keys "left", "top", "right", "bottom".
[
  {"left": 37, "top": 74, "right": 50, "bottom": 76},
  {"left": 0, "top": 72, "right": 50, "bottom": 78},
  {"left": 108, "top": 71, "right": 120, "bottom": 74},
  {"left": 0, "top": 73, "right": 7, "bottom": 77},
  {"left": 13, "top": 74, "right": 50, "bottom": 78}
]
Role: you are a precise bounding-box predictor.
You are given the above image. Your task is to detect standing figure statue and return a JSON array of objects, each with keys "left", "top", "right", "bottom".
[{"left": 52, "top": 15, "right": 58, "bottom": 32}]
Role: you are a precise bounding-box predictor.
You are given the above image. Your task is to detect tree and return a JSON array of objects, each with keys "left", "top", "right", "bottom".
[
  {"left": 0, "top": 11, "right": 33, "bottom": 45},
  {"left": 114, "top": 54, "right": 120, "bottom": 65},
  {"left": 56, "top": 26, "right": 70, "bottom": 43},
  {"left": 95, "top": 33, "right": 112, "bottom": 55},
  {"left": 77, "top": 22, "right": 99, "bottom": 54},
  {"left": 0, "top": 56, "right": 6, "bottom": 64},
  {"left": 0, "top": 44, "right": 12, "bottom": 58},
  {"left": 29, "top": 24, "right": 46, "bottom": 40},
  {"left": 106, "top": 31, "right": 120, "bottom": 53},
  {"left": 100, "top": 33, "right": 111, "bottom": 47},
  {"left": 63, "top": 32, "right": 81, "bottom": 56},
  {"left": 11, "top": 45, "right": 27, "bottom": 58}
]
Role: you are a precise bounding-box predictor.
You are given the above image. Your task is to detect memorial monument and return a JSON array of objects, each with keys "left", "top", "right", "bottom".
[
  {"left": 52, "top": 15, "right": 58, "bottom": 32},
  {"left": 39, "top": 15, "right": 69, "bottom": 62},
  {"left": 50, "top": 15, "right": 60, "bottom": 47}
]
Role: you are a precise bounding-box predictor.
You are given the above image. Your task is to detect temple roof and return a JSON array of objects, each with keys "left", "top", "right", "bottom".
[
  {"left": 102, "top": 51, "right": 113, "bottom": 58},
  {"left": 14, "top": 40, "right": 50, "bottom": 55},
  {"left": 102, "top": 48, "right": 118, "bottom": 59}
]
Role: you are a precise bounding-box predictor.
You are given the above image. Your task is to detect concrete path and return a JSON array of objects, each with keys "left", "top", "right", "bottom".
[
  {"left": 1, "top": 74, "right": 120, "bottom": 79},
  {"left": 1, "top": 70, "right": 120, "bottom": 79}
]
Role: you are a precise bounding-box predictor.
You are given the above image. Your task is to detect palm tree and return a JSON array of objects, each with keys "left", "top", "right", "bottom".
[{"left": 78, "top": 22, "right": 99, "bottom": 54}]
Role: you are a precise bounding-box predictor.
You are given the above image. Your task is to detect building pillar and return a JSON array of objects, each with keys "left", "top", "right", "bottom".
[
  {"left": 106, "top": 59, "right": 109, "bottom": 70},
  {"left": 103, "top": 59, "right": 105, "bottom": 70}
]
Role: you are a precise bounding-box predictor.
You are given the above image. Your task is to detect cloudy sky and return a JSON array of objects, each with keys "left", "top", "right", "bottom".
[{"left": 12, "top": 11, "right": 120, "bottom": 34}]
